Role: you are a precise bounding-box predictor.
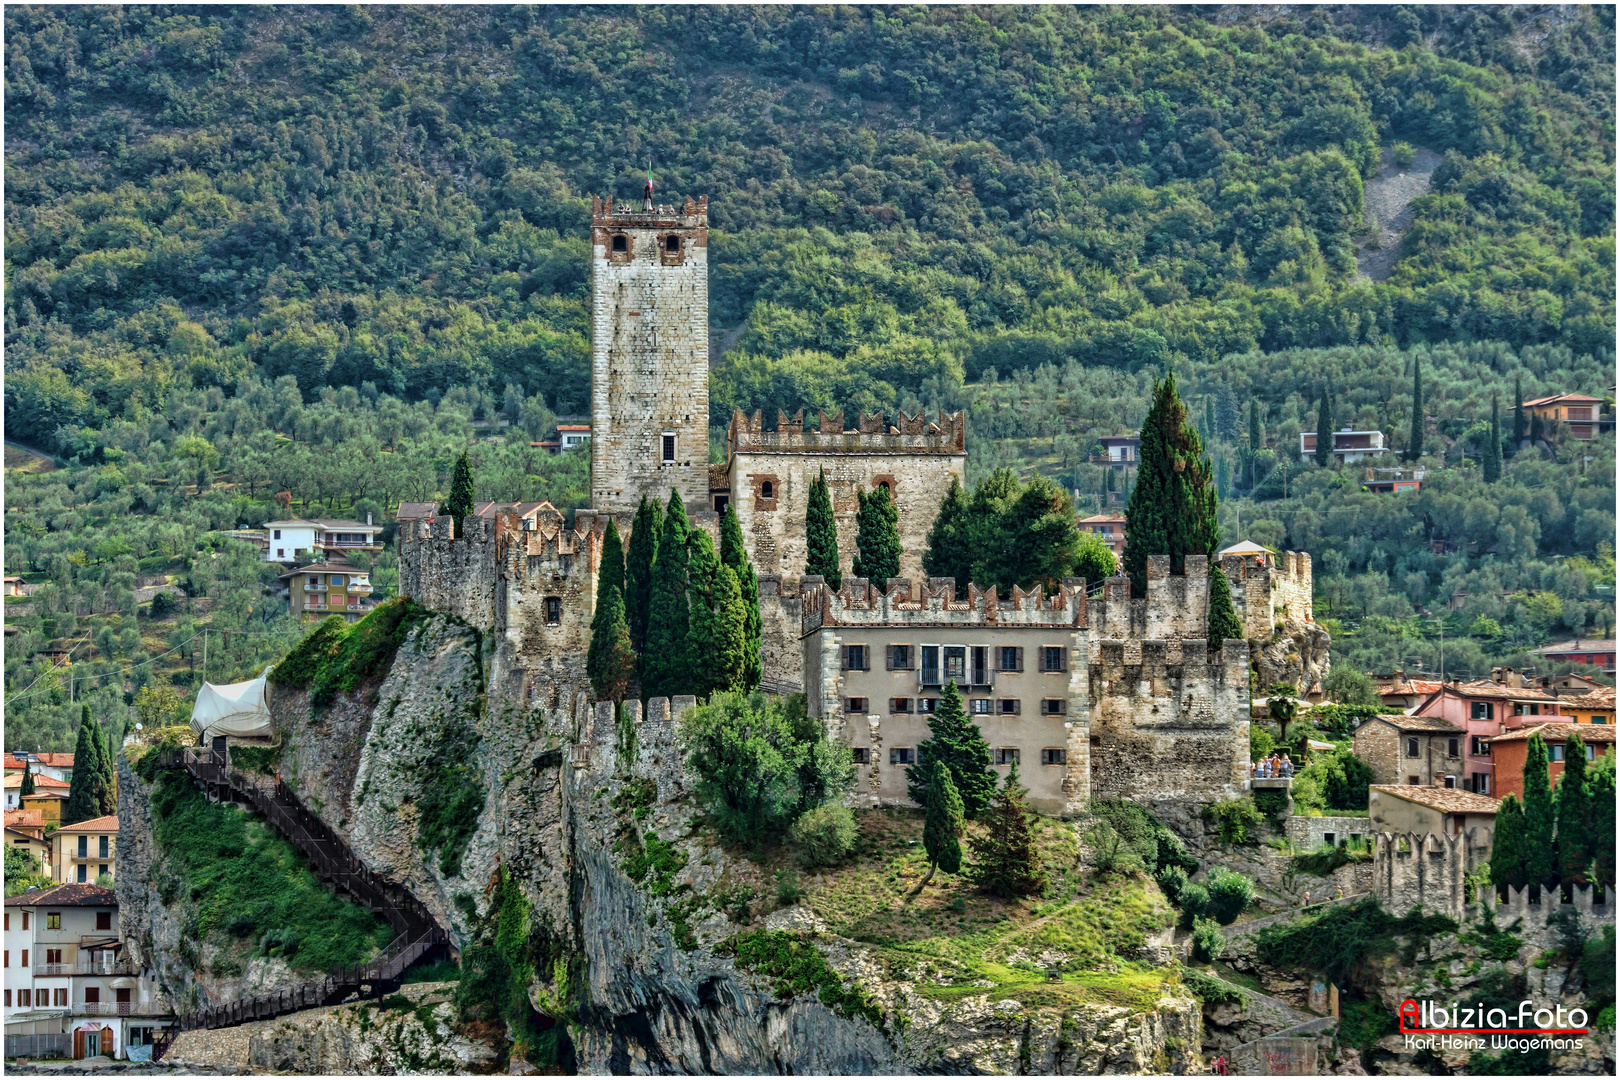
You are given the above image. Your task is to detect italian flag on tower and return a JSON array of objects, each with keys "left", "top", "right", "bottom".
[{"left": 643, "top": 162, "right": 654, "bottom": 209}]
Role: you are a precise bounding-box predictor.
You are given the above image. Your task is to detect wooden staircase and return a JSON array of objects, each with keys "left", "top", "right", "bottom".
[{"left": 151, "top": 748, "right": 449, "bottom": 1061}]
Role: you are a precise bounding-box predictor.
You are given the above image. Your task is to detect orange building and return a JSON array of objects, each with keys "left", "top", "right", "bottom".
[
  {"left": 1521, "top": 393, "right": 1612, "bottom": 441},
  {"left": 1485, "top": 723, "right": 1615, "bottom": 801}
]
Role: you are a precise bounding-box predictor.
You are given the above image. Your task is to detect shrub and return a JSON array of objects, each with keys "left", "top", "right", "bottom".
[
  {"left": 1191, "top": 917, "right": 1225, "bottom": 962},
  {"left": 1088, "top": 798, "right": 1193, "bottom": 872},
  {"left": 1393, "top": 141, "right": 1416, "bottom": 168},
  {"left": 1293, "top": 843, "right": 1372, "bottom": 877},
  {"left": 149, "top": 591, "right": 178, "bottom": 619},
  {"left": 722, "top": 930, "right": 881, "bottom": 1025},
  {"left": 1205, "top": 867, "right": 1256, "bottom": 925},
  {"left": 1179, "top": 883, "right": 1210, "bottom": 929},
  {"left": 1156, "top": 864, "right": 1189, "bottom": 905},
  {"left": 789, "top": 804, "right": 857, "bottom": 868},
  {"left": 1181, "top": 967, "right": 1244, "bottom": 1005},
  {"left": 229, "top": 743, "right": 280, "bottom": 776},
  {"left": 774, "top": 869, "right": 802, "bottom": 907},
  {"left": 1205, "top": 797, "right": 1265, "bottom": 844}
]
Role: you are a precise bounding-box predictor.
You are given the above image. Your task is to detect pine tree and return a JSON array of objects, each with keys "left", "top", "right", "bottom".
[
  {"left": 65, "top": 707, "right": 112, "bottom": 826},
  {"left": 588, "top": 521, "right": 635, "bottom": 701},
  {"left": 1122, "top": 372, "right": 1220, "bottom": 596},
  {"left": 924, "top": 475, "right": 973, "bottom": 597},
  {"left": 440, "top": 451, "right": 475, "bottom": 531},
  {"left": 1246, "top": 399, "right": 1263, "bottom": 488},
  {"left": 1490, "top": 794, "right": 1529, "bottom": 891},
  {"left": 1522, "top": 733, "right": 1556, "bottom": 887},
  {"left": 921, "top": 758, "right": 964, "bottom": 883},
  {"left": 719, "top": 503, "right": 761, "bottom": 692},
  {"left": 851, "top": 484, "right": 901, "bottom": 588},
  {"left": 906, "top": 681, "right": 997, "bottom": 819},
  {"left": 996, "top": 474, "right": 1082, "bottom": 595},
  {"left": 1483, "top": 393, "right": 1503, "bottom": 483},
  {"left": 1207, "top": 564, "right": 1243, "bottom": 644},
  {"left": 1405, "top": 358, "right": 1424, "bottom": 462},
  {"left": 1511, "top": 374, "right": 1526, "bottom": 452},
  {"left": 625, "top": 495, "right": 662, "bottom": 660},
  {"left": 642, "top": 491, "right": 692, "bottom": 700},
  {"left": 804, "top": 469, "right": 842, "bottom": 590},
  {"left": 965, "top": 761, "right": 1047, "bottom": 898},
  {"left": 1314, "top": 381, "right": 1334, "bottom": 467},
  {"left": 1556, "top": 732, "right": 1594, "bottom": 884},
  {"left": 20, "top": 760, "right": 35, "bottom": 796}
]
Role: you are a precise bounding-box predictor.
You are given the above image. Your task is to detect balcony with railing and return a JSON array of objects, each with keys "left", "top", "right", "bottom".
[
  {"left": 76, "top": 1001, "right": 168, "bottom": 1017},
  {"left": 35, "top": 958, "right": 138, "bottom": 976}
]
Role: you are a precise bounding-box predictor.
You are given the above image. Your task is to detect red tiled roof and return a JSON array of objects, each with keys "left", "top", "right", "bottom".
[
  {"left": 1433, "top": 682, "right": 1563, "bottom": 703},
  {"left": 1564, "top": 688, "right": 1616, "bottom": 711},
  {"left": 3, "top": 882, "right": 117, "bottom": 907},
  {"left": 2, "top": 754, "right": 25, "bottom": 771},
  {"left": 1538, "top": 638, "right": 1616, "bottom": 655},
  {"left": 5, "top": 808, "right": 45, "bottom": 830},
  {"left": 34, "top": 753, "right": 74, "bottom": 767},
  {"left": 395, "top": 502, "right": 438, "bottom": 520},
  {"left": 55, "top": 814, "right": 119, "bottom": 833},
  {"left": 1522, "top": 394, "right": 1605, "bottom": 407},
  {"left": 4, "top": 772, "right": 69, "bottom": 790},
  {"left": 1361, "top": 713, "right": 1464, "bottom": 734},
  {"left": 1488, "top": 723, "right": 1615, "bottom": 745},
  {"left": 1370, "top": 785, "right": 1501, "bottom": 814}
]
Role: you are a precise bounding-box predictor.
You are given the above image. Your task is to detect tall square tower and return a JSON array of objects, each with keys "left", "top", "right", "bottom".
[{"left": 589, "top": 194, "right": 710, "bottom": 514}]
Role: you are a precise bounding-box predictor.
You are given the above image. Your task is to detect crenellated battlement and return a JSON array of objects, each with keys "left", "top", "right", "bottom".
[
  {"left": 590, "top": 193, "right": 708, "bottom": 228},
  {"left": 801, "top": 575, "right": 1086, "bottom": 633},
  {"left": 728, "top": 408, "right": 966, "bottom": 455}
]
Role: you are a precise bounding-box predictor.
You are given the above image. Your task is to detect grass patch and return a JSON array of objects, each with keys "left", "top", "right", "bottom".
[
  {"left": 722, "top": 930, "right": 882, "bottom": 1025},
  {"left": 1291, "top": 843, "right": 1372, "bottom": 877},
  {"left": 915, "top": 964, "right": 1171, "bottom": 1011},
  {"left": 270, "top": 599, "right": 428, "bottom": 706},
  {"left": 148, "top": 770, "right": 393, "bottom": 973},
  {"left": 1182, "top": 966, "right": 1246, "bottom": 1005}
]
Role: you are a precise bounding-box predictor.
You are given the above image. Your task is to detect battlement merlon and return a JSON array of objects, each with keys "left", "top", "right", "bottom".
[
  {"left": 590, "top": 193, "right": 708, "bottom": 229},
  {"left": 729, "top": 408, "right": 967, "bottom": 455},
  {"left": 801, "top": 576, "right": 1088, "bottom": 634}
]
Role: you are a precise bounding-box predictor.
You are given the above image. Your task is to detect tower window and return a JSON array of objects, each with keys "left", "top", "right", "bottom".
[
  {"left": 544, "top": 597, "right": 561, "bottom": 625},
  {"left": 666, "top": 235, "right": 680, "bottom": 253},
  {"left": 612, "top": 235, "right": 627, "bottom": 253},
  {"left": 761, "top": 480, "right": 774, "bottom": 499},
  {"left": 662, "top": 433, "right": 676, "bottom": 462}
]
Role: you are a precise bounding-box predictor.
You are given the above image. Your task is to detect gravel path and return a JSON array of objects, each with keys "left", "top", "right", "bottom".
[{"left": 1354, "top": 146, "right": 1442, "bottom": 282}]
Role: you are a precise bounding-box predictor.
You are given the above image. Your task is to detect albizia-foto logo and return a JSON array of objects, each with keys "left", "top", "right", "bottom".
[{"left": 1399, "top": 998, "right": 1590, "bottom": 1054}]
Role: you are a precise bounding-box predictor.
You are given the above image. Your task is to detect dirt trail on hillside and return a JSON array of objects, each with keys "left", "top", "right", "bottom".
[{"left": 1354, "top": 146, "right": 1442, "bottom": 282}]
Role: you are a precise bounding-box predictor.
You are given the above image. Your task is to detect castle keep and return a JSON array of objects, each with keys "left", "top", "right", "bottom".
[{"left": 397, "top": 189, "right": 1325, "bottom": 817}]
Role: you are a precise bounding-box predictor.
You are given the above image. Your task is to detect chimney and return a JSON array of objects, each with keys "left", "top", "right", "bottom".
[{"left": 366, "top": 511, "right": 373, "bottom": 526}]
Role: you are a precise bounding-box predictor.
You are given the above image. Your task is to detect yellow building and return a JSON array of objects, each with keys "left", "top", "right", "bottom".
[
  {"left": 21, "top": 790, "right": 67, "bottom": 827},
  {"left": 279, "top": 561, "right": 375, "bottom": 624},
  {"left": 52, "top": 815, "right": 118, "bottom": 884},
  {"left": 1562, "top": 687, "right": 1616, "bottom": 725}
]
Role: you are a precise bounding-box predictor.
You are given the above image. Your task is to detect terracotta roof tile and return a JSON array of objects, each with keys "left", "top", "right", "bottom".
[
  {"left": 4, "top": 772, "right": 69, "bottom": 790},
  {"left": 1564, "top": 688, "right": 1616, "bottom": 710},
  {"left": 1370, "top": 785, "right": 1501, "bottom": 814},
  {"left": 3, "top": 882, "right": 117, "bottom": 907},
  {"left": 54, "top": 814, "right": 119, "bottom": 833},
  {"left": 1362, "top": 713, "right": 1465, "bottom": 733},
  {"left": 1488, "top": 723, "right": 1616, "bottom": 745}
]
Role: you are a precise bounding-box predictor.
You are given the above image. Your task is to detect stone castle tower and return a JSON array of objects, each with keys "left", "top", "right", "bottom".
[{"left": 589, "top": 193, "right": 711, "bottom": 514}]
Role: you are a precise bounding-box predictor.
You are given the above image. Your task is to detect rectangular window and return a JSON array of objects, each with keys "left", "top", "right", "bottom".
[
  {"left": 1407, "top": 776, "right": 1420, "bottom": 785},
  {"left": 1405, "top": 737, "right": 1420, "bottom": 758},
  {"left": 78, "top": 836, "right": 88, "bottom": 858},
  {"left": 889, "top": 698, "right": 913, "bottom": 714},
  {"left": 55, "top": 988, "right": 67, "bottom": 1007},
  {"left": 19, "top": 949, "right": 26, "bottom": 967},
  {"left": 970, "top": 646, "right": 989, "bottom": 685},
  {"left": 544, "top": 597, "right": 561, "bottom": 625},
  {"left": 845, "top": 697, "right": 868, "bottom": 714},
  {"left": 18, "top": 989, "right": 28, "bottom": 1007},
  {"left": 997, "top": 646, "right": 1023, "bottom": 672},
  {"left": 3, "top": 914, "right": 6, "bottom": 931},
  {"left": 662, "top": 433, "right": 676, "bottom": 462},
  {"left": 20, "top": 912, "right": 26, "bottom": 931},
  {"left": 1470, "top": 702, "right": 1494, "bottom": 720},
  {"left": 1587, "top": 744, "right": 1597, "bottom": 761},
  {"left": 1472, "top": 736, "right": 1491, "bottom": 756},
  {"left": 889, "top": 747, "right": 916, "bottom": 765},
  {"left": 77, "top": 864, "right": 87, "bottom": 882},
  {"left": 1447, "top": 738, "right": 1459, "bottom": 758},
  {"left": 999, "top": 698, "right": 1021, "bottom": 716},
  {"left": 1040, "top": 646, "right": 1066, "bottom": 673},
  {"left": 1041, "top": 748, "right": 1066, "bottom": 766},
  {"left": 273, "top": 530, "right": 281, "bottom": 540},
  {"left": 843, "top": 645, "right": 869, "bottom": 671},
  {"left": 3, "top": 991, "right": 9, "bottom": 1007},
  {"left": 46, "top": 949, "right": 60, "bottom": 965},
  {"left": 1549, "top": 744, "right": 1565, "bottom": 762},
  {"left": 995, "top": 747, "right": 1020, "bottom": 766},
  {"left": 970, "top": 698, "right": 993, "bottom": 715},
  {"left": 84, "top": 987, "right": 99, "bottom": 1004},
  {"left": 1472, "top": 773, "right": 1490, "bottom": 794},
  {"left": 1041, "top": 698, "right": 1066, "bottom": 716},
  {"left": 920, "top": 645, "right": 940, "bottom": 685},
  {"left": 96, "top": 911, "right": 112, "bottom": 931},
  {"left": 852, "top": 747, "right": 870, "bottom": 764},
  {"left": 46, "top": 912, "right": 61, "bottom": 930},
  {"left": 943, "top": 646, "right": 966, "bottom": 683},
  {"left": 887, "top": 644, "right": 912, "bottom": 670},
  {"left": 2, "top": 950, "right": 7, "bottom": 967},
  {"left": 917, "top": 698, "right": 938, "bottom": 714},
  {"left": 1443, "top": 776, "right": 1456, "bottom": 788},
  {"left": 99, "top": 836, "right": 109, "bottom": 859}
]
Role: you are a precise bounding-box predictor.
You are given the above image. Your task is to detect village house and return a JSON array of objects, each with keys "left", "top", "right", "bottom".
[
  {"left": 1561, "top": 687, "right": 1616, "bottom": 725},
  {"left": 474, "top": 501, "right": 561, "bottom": 529},
  {"left": 394, "top": 502, "right": 438, "bottom": 527},
  {"left": 279, "top": 561, "right": 374, "bottom": 624},
  {"left": 1414, "top": 678, "right": 1566, "bottom": 796},
  {"left": 1368, "top": 784, "right": 1500, "bottom": 846},
  {"left": 1537, "top": 637, "right": 1616, "bottom": 674},
  {"left": 263, "top": 516, "right": 384, "bottom": 564},
  {"left": 1300, "top": 427, "right": 1388, "bottom": 463},
  {"left": 4, "top": 771, "right": 70, "bottom": 815},
  {"left": 52, "top": 816, "right": 117, "bottom": 885},
  {"left": 3, "top": 576, "right": 25, "bottom": 597},
  {"left": 1485, "top": 724, "right": 1616, "bottom": 801},
  {"left": 1076, "top": 513, "right": 1127, "bottom": 556},
  {"left": 1352, "top": 714, "right": 1467, "bottom": 787},
  {"left": 1521, "top": 393, "right": 1613, "bottom": 441},
  {"left": 1092, "top": 435, "right": 1140, "bottom": 465},
  {"left": 3, "top": 883, "right": 168, "bottom": 1060},
  {"left": 5, "top": 809, "right": 51, "bottom": 876},
  {"left": 1540, "top": 671, "right": 1609, "bottom": 699},
  {"left": 1361, "top": 466, "right": 1425, "bottom": 494},
  {"left": 1371, "top": 671, "right": 1443, "bottom": 714}
]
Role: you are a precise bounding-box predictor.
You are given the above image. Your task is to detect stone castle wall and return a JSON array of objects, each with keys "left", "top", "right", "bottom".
[
  {"left": 589, "top": 196, "right": 711, "bottom": 515},
  {"left": 1375, "top": 829, "right": 1616, "bottom": 928},
  {"left": 725, "top": 408, "right": 966, "bottom": 587}
]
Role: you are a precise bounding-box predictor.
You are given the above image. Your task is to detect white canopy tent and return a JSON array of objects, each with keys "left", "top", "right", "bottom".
[{"left": 190, "top": 668, "right": 274, "bottom": 742}]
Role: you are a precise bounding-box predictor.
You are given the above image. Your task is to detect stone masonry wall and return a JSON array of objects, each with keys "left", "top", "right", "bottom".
[
  {"left": 726, "top": 408, "right": 966, "bottom": 586},
  {"left": 589, "top": 196, "right": 711, "bottom": 515}
]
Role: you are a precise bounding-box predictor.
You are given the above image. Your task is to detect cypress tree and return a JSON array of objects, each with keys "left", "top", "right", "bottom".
[
  {"left": 1314, "top": 381, "right": 1334, "bottom": 467},
  {"left": 1207, "top": 564, "right": 1243, "bottom": 644},
  {"left": 1511, "top": 374, "right": 1526, "bottom": 451},
  {"left": 719, "top": 503, "right": 761, "bottom": 692},
  {"left": 588, "top": 521, "right": 635, "bottom": 701},
  {"left": 642, "top": 491, "right": 692, "bottom": 701},
  {"left": 965, "top": 762, "right": 1047, "bottom": 898},
  {"left": 923, "top": 475, "right": 973, "bottom": 597},
  {"left": 1246, "top": 399, "right": 1263, "bottom": 488},
  {"left": 921, "top": 758, "right": 964, "bottom": 884},
  {"left": 685, "top": 530, "right": 746, "bottom": 699},
  {"left": 20, "top": 760, "right": 34, "bottom": 796},
  {"left": 1123, "top": 372, "right": 1220, "bottom": 596},
  {"left": 711, "top": 564, "right": 749, "bottom": 696},
  {"left": 1214, "top": 453, "right": 1230, "bottom": 499},
  {"left": 100, "top": 724, "right": 117, "bottom": 815},
  {"left": 1203, "top": 396, "right": 1217, "bottom": 443},
  {"left": 1590, "top": 749, "right": 1616, "bottom": 888},
  {"left": 1405, "top": 358, "right": 1424, "bottom": 462},
  {"left": 1530, "top": 411, "right": 1544, "bottom": 447},
  {"left": 1522, "top": 733, "right": 1556, "bottom": 888},
  {"left": 440, "top": 451, "right": 475, "bottom": 532},
  {"left": 625, "top": 495, "right": 662, "bottom": 660},
  {"left": 65, "top": 707, "right": 111, "bottom": 826},
  {"left": 1490, "top": 794, "right": 1529, "bottom": 891},
  {"left": 1556, "top": 732, "right": 1593, "bottom": 884},
  {"left": 907, "top": 681, "right": 998, "bottom": 819},
  {"left": 1483, "top": 393, "right": 1503, "bottom": 483},
  {"left": 805, "top": 468, "right": 841, "bottom": 589},
  {"left": 851, "top": 484, "right": 901, "bottom": 589}
]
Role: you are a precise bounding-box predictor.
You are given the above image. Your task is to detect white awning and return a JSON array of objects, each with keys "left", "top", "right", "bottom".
[{"left": 190, "top": 668, "right": 274, "bottom": 741}]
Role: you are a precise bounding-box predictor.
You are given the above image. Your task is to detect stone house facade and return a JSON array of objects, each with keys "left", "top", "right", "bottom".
[
  {"left": 1485, "top": 722, "right": 1616, "bottom": 801},
  {"left": 1351, "top": 714, "right": 1466, "bottom": 788},
  {"left": 1368, "top": 785, "right": 1499, "bottom": 848}
]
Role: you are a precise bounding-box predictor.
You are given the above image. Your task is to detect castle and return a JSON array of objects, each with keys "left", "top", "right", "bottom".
[{"left": 398, "top": 191, "right": 1323, "bottom": 816}]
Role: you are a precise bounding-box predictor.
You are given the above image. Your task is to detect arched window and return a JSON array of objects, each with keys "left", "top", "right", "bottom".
[{"left": 761, "top": 480, "right": 774, "bottom": 499}]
